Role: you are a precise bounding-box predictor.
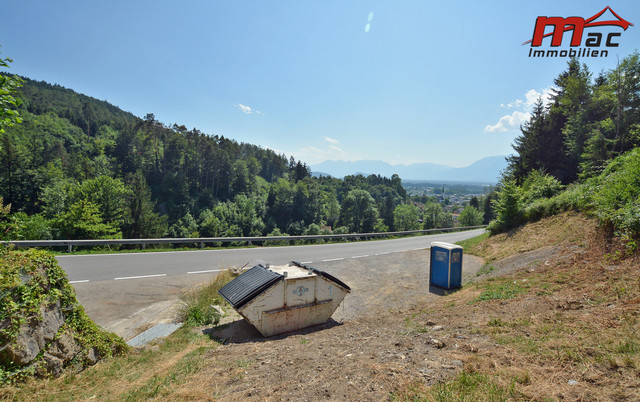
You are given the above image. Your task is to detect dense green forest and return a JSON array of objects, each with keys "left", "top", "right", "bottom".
[
  {"left": 490, "top": 52, "right": 640, "bottom": 244},
  {"left": 0, "top": 70, "right": 482, "bottom": 242}
]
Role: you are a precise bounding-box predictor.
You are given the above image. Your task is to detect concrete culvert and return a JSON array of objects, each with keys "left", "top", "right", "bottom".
[{"left": 218, "top": 261, "right": 351, "bottom": 337}]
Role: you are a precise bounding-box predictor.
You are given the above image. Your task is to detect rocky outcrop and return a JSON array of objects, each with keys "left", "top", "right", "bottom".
[
  {"left": 1, "top": 302, "right": 65, "bottom": 366},
  {"left": 0, "top": 248, "right": 128, "bottom": 382}
]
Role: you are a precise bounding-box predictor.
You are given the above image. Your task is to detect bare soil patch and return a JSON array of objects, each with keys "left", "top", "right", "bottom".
[{"left": 180, "top": 213, "right": 640, "bottom": 400}]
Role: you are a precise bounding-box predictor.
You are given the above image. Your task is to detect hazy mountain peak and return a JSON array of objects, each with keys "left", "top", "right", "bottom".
[{"left": 311, "top": 156, "right": 507, "bottom": 184}]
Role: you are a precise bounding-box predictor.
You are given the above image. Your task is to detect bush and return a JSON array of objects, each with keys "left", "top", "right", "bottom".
[
  {"left": 265, "top": 228, "right": 289, "bottom": 246},
  {"left": 489, "top": 171, "right": 566, "bottom": 234},
  {"left": 588, "top": 148, "right": 640, "bottom": 238},
  {"left": 178, "top": 270, "right": 236, "bottom": 326},
  {"left": 488, "top": 180, "right": 523, "bottom": 234},
  {"left": 459, "top": 205, "right": 483, "bottom": 227}
]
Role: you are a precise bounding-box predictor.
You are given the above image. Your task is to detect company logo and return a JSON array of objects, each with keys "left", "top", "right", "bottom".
[
  {"left": 293, "top": 286, "right": 309, "bottom": 297},
  {"left": 524, "top": 6, "right": 633, "bottom": 58}
]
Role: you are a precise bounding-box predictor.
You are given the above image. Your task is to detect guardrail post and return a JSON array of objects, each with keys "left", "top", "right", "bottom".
[
  {"left": 68, "top": 245, "right": 72, "bottom": 253},
  {"left": 247, "top": 240, "right": 252, "bottom": 246},
  {"left": 142, "top": 244, "right": 146, "bottom": 250},
  {"left": 200, "top": 242, "right": 204, "bottom": 249}
]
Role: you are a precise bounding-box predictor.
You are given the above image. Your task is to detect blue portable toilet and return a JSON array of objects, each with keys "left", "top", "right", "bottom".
[{"left": 430, "top": 241, "right": 463, "bottom": 289}]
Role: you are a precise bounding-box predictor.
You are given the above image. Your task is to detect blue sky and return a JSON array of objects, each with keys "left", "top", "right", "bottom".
[{"left": 2, "top": 1, "right": 640, "bottom": 167}]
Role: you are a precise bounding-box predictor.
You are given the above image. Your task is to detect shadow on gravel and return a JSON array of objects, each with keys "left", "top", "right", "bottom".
[
  {"left": 203, "top": 318, "right": 343, "bottom": 344},
  {"left": 428, "top": 284, "right": 460, "bottom": 296}
]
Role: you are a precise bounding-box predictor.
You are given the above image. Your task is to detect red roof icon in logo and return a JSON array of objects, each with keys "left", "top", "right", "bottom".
[{"left": 523, "top": 6, "right": 633, "bottom": 46}]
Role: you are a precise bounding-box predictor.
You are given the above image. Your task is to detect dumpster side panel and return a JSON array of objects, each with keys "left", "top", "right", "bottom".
[
  {"left": 260, "top": 300, "right": 338, "bottom": 337},
  {"left": 238, "top": 281, "right": 285, "bottom": 330},
  {"left": 285, "top": 277, "right": 316, "bottom": 307}
]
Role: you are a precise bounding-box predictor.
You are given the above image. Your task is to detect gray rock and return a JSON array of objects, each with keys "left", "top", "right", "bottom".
[
  {"left": 49, "top": 331, "right": 81, "bottom": 360},
  {"left": 2, "top": 301, "right": 65, "bottom": 365},
  {"left": 85, "top": 347, "right": 99, "bottom": 365},
  {"left": 42, "top": 353, "right": 64, "bottom": 377}
]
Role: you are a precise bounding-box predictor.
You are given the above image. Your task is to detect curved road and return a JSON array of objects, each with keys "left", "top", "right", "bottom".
[
  {"left": 57, "top": 229, "right": 484, "bottom": 339},
  {"left": 57, "top": 229, "right": 484, "bottom": 283}
]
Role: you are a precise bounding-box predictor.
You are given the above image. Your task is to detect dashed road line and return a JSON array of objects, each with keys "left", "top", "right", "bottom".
[
  {"left": 114, "top": 274, "right": 167, "bottom": 281},
  {"left": 322, "top": 257, "right": 344, "bottom": 262},
  {"left": 300, "top": 261, "right": 313, "bottom": 264},
  {"left": 350, "top": 255, "right": 370, "bottom": 259},
  {"left": 187, "top": 269, "right": 225, "bottom": 274},
  {"left": 69, "top": 280, "right": 89, "bottom": 284},
  {"left": 375, "top": 252, "right": 390, "bottom": 256}
]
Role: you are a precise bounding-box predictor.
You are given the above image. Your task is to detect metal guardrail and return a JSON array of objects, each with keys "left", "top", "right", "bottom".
[{"left": 4, "top": 225, "right": 487, "bottom": 252}]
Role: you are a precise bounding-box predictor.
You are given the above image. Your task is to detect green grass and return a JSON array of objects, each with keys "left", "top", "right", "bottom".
[
  {"left": 178, "top": 270, "right": 236, "bottom": 326},
  {"left": 476, "top": 264, "right": 497, "bottom": 276},
  {"left": 455, "top": 232, "right": 490, "bottom": 252},
  {"left": 469, "top": 280, "right": 528, "bottom": 304},
  {"left": 432, "top": 371, "right": 520, "bottom": 401},
  {"left": 391, "top": 371, "right": 522, "bottom": 401}
]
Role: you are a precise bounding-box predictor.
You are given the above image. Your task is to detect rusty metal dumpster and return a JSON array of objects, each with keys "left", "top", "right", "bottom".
[{"left": 218, "top": 261, "right": 351, "bottom": 337}]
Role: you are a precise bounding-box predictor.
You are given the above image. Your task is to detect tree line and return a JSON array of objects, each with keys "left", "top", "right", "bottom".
[
  {"left": 0, "top": 73, "right": 456, "bottom": 241},
  {"left": 507, "top": 52, "right": 640, "bottom": 184},
  {"left": 490, "top": 52, "right": 640, "bottom": 239}
]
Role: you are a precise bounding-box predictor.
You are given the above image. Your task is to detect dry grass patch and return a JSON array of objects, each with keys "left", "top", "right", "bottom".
[
  {"left": 397, "top": 213, "right": 640, "bottom": 400},
  {"left": 0, "top": 327, "right": 217, "bottom": 400},
  {"left": 467, "top": 211, "right": 593, "bottom": 262}
]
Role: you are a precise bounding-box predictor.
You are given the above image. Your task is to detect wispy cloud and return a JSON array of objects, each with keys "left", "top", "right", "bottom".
[
  {"left": 325, "top": 136, "right": 339, "bottom": 144},
  {"left": 236, "top": 103, "right": 262, "bottom": 114},
  {"left": 486, "top": 87, "right": 555, "bottom": 133}
]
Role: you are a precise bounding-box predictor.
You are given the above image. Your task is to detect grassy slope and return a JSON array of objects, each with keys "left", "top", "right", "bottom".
[{"left": 398, "top": 212, "right": 640, "bottom": 400}]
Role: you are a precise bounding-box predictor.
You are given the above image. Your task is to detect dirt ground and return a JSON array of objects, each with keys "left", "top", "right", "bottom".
[
  {"left": 164, "top": 213, "right": 640, "bottom": 401},
  {"left": 173, "top": 250, "right": 489, "bottom": 400}
]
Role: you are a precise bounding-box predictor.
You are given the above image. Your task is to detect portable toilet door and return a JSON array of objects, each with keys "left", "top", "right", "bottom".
[{"left": 430, "top": 242, "right": 463, "bottom": 289}]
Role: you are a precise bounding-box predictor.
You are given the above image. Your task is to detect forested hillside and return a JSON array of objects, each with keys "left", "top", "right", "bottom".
[
  {"left": 491, "top": 52, "right": 640, "bottom": 243},
  {"left": 0, "top": 75, "right": 435, "bottom": 241}
]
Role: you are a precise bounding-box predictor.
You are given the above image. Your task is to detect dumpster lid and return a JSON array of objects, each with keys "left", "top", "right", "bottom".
[
  {"left": 218, "top": 265, "right": 283, "bottom": 309},
  {"left": 290, "top": 261, "right": 351, "bottom": 291},
  {"left": 430, "top": 241, "right": 463, "bottom": 251}
]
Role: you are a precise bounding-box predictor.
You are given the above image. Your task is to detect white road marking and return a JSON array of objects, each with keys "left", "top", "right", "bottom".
[
  {"left": 187, "top": 269, "right": 225, "bottom": 274},
  {"left": 300, "top": 261, "right": 313, "bottom": 264},
  {"left": 114, "top": 274, "right": 167, "bottom": 280},
  {"left": 350, "top": 255, "right": 370, "bottom": 259},
  {"left": 375, "top": 252, "right": 390, "bottom": 256},
  {"left": 322, "top": 258, "right": 344, "bottom": 262},
  {"left": 69, "top": 280, "right": 89, "bottom": 284},
  {"left": 411, "top": 248, "right": 423, "bottom": 251}
]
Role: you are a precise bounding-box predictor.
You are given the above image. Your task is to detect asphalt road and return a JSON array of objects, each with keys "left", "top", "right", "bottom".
[
  {"left": 57, "top": 229, "right": 484, "bottom": 338},
  {"left": 56, "top": 229, "right": 485, "bottom": 283}
]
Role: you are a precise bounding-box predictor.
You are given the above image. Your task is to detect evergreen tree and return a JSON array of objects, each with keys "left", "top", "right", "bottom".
[{"left": 123, "top": 171, "right": 167, "bottom": 238}]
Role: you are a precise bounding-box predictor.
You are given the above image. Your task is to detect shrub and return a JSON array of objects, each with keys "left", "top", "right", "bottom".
[
  {"left": 588, "top": 148, "right": 640, "bottom": 239},
  {"left": 178, "top": 270, "right": 236, "bottom": 326}
]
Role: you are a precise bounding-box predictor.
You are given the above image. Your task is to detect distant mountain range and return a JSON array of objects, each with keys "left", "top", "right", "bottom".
[{"left": 311, "top": 155, "right": 508, "bottom": 184}]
